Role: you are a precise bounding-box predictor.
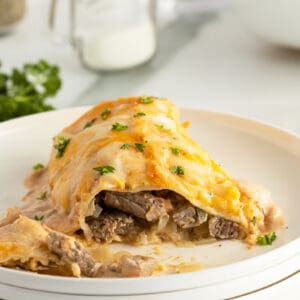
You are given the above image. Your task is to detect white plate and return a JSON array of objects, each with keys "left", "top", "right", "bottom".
[{"left": 0, "top": 107, "right": 299, "bottom": 298}]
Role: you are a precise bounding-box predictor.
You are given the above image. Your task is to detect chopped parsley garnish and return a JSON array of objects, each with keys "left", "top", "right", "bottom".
[
  {"left": 207, "top": 191, "right": 213, "bottom": 197},
  {"left": 139, "top": 97, "right": 153, "bottom": 104},
  {"left": 34, "top": 215, "right": 44, "bottom": 221},
  {"left": 111, "top": 122, "right": 128, "bottom": 131},
  {"left": 251, "top": 216, "right": 257, "bottom": 226},
  {"left": 32, "top": 163, "right": 44, "bottom": 170},
  {"left": 93, "top": 165, "right": 115, "bottom": 175},
  {"left": 54, "top": 136, "right": 71, "bottom": 158},
  {"left": 135, "top": 143, "right": 145, "bottom": 152},
  {"left": 134, "top": 112, "right": 146, "bottom": 118},
  {"left": 170, "top": 166, "right": 184, "bottom": 176},
  {"left": 101, "top": 108, "right": 111, "bottom": 120},
  {"left": 83, "top": 118, "right": 96, "bottom": 129},
  {"left": 37, "top": 191, "right": 47, "bottom": 201},
  {"left": 155, "top": 124, "right": 164, "bottom": 130},
  {"left": 170, "top": 147, "right": 182, "bottom": 155},
  {"left": 120, "top": 143, "right": 131, "bottom": 150},
  {"left": 155, "top": 124, "right": 171, "bottom": 133},
  {"left": 257, "top": 232, "right": 277, "bottom": 246}
]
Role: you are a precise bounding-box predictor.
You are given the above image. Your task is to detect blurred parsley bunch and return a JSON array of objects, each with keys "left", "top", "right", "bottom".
[{"left": 0, "top": 59, "right": 62, "bottom": 121}]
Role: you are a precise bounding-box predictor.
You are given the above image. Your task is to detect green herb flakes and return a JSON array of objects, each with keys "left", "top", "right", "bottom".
[
  {"left": 257, "top": 232, "right": 276, "bottom": 246},
  {"left": 83, "top": 118, "right": 96, "bottom": 129},
  {"left": 155, "top": 124, "right": 164, "bottom": 130},
  {"left": 37, "top": 191, "right": 47, "bottom": 201},
  {"left": 135, "top": 143, "right": 145, "bottom": 152},
  {"left": 170, "top": 166, "right": 184, "bottom": 176},
  {"left": 54, "top": 136, "right": 71, "bottom": 158},
  {"left": 34, "top": 215, "right": 44, "bottom": 221},
  {"left": 134, "top": 112, "right": 146, "bottom": 118},
  {"left": 155, "top": 123, "right": 171, "bottom": 133},
  {"left": 101, "top": 108, "right": 111, "bottom": 120},
  {"left": 170, "top": 147, "right": 182, "bottom": 155},
  {"left": 251, "top": 216, "right": 257, "bottom": 226},
  {"left": 93, "top": 165, "right": 115, "bottom": 175},
  {"left": 32, "top": 163, "right": 44, "bottom": 170},
  {"left": 112, "top": 122, "right": 128, "bottom": 131},
  {"left": 120, "top": 143, "right": 131, "bottom": 150},
  {"left": 139, "top": 97, "right": 153, "bottom": 104}
]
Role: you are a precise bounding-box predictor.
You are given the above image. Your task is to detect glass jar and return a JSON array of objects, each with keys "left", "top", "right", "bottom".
[{"left": 50, "top": 0, "right": 157, "bottom": 72}]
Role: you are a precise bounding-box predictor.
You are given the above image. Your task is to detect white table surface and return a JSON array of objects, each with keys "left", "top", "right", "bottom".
[{"left": 0, "top": 0, "right": 299, "bottom": 299}]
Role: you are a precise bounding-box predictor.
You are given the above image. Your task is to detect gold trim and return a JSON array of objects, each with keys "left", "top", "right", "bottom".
[{"left": 226, "top": 269, "right": 300, "bottom": 299}]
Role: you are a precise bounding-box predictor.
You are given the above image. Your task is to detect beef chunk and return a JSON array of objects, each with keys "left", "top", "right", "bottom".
[
  {"left": 87, "top": 210, "right": 134, "bottom": 243},
  {"left": 208, "top": 217, "right": 240, "bottom": 239},
  {"left": 173, "top": 206, "right": 208, "bottom": 229},
  {"left": 98, "top": 255, "right": 157, "bottom": 277},
  {"left": 104, "top": 191, "right": 170, "bottom": 222},
  {"left": 47, "top": 232, "right": 97, "bottom": 277}
]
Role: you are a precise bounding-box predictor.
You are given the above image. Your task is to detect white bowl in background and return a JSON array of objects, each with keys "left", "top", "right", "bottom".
[
  {"left": 0, "top": 107, "right": 299, "bottom": 299},
  {"left": 233, "top": 0, "right": 300, "bottom": 49}
]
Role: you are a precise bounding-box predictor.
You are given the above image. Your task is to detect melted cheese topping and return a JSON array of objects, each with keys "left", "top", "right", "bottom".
[{"left": 47, "top": 97, "right": 247, "bottom": 234}]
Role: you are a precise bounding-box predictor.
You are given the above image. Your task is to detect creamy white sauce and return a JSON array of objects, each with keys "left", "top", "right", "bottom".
[{"left": 236, "top": 179, "right": 284, "bottom": 232}]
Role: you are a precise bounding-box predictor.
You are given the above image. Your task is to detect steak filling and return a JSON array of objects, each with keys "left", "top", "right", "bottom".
[
  {"left": 86, "top": 210, "right": 135, "bottom": 243},
  {"left": 104, "top": 191, "right": 170, "bottom": 222},
  {"left": 86, "top": 190, "right": 240, "bottom": 243},
  {"left": 208, "top": 217, "right": 240, "bottom": 239}
]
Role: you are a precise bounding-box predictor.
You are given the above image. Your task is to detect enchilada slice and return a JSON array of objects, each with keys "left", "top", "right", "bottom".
[{"left": 18, "top": 96, "right": 283, "bottom": 245}]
